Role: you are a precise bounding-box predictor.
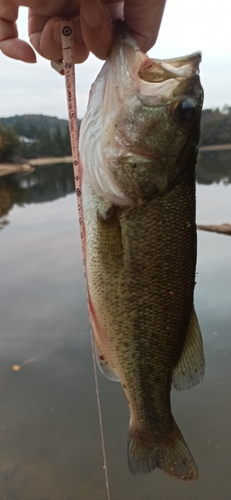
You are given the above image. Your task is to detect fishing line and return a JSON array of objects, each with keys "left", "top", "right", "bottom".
[{"left": 52, "top": 18, "right": 111, "bottom": 500}]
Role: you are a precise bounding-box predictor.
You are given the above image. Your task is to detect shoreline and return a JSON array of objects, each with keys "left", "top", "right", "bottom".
[
  {"left": 1, "top": 144, "right": 231, "bottom": 177},
  {"left": 0, "top": 156, "right": 72, "bottom": 177},
  {"left": 199, "top": 144, "right": 231, "bottom": 152}
]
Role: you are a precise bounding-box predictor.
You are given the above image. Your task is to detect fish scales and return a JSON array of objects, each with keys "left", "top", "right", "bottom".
[
  {"left": 80, "top": 21, "right": 204, "bottom": 481},
  {"left": 83, "top": 168, "right": 196, "bottom": 421}
]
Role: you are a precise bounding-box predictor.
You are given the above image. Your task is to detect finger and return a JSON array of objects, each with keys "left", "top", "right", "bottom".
[
  {"left": 104, "top": 0, "right": 124, "bottom": 20},
  {"left": 0, "top": 11, "right": 36, "bottom": 62},
  {"left": 29, "top": 14, "right": 62, "bottom": 61},
  {"left": 11, "top": 0, "right": 81, "bottom": 17},
  {"left": 124, "top": 0, "right": 166, "bottom": 52},
  {"left": 29, "top": 14, "right": 89, "bottom": 63},
  {"left": 0, "top": 36, "right": 36, "bottom": 62},
  {"left": 80, "top": 0, "right": 113, "bottom": 60}
]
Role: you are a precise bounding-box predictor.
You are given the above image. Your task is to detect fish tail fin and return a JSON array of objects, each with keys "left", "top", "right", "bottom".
[{"left": 127, "top": 420, "right": 199, "bottom": 481}]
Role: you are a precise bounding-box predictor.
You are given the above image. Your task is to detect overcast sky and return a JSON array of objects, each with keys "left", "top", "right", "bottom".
[{"left": 0, "top": 0, "right": 231, "bottom": 119}]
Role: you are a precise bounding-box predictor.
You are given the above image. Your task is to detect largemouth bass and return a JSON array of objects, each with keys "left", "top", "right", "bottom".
[{"left": 79, "top": 22, "right": 204, "bottom": 481}]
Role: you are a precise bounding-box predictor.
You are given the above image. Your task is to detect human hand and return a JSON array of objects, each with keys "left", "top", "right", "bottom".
[{"left": 0, "top": 0, "right": 166, "bottom": 64}]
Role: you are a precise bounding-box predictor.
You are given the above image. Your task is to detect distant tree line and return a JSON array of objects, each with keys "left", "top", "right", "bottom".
[
  {"left": 0, "top": 114, "right": 71, "bottom": 138},
  {"left": 200, "top": 105, "right": 231, "bottom": 146},
  {"left": 0, "top": 114, "right": 73, "bottom": 162},
  {"left": 19, "top": 125, "right": 72, "bottom": 159},
  {"left": 0, "top": 123, "right": 72, "bottom": 161},
  {"left": 0, "top": 108, "right": 231, "bottom": 163},
  {"left": 0, "top": 125, "right": 19, "bottom": 162}
]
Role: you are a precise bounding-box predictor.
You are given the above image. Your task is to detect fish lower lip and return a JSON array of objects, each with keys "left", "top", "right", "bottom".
[{"left": 121, "top": 154, "right": 177, "bottom": 161}]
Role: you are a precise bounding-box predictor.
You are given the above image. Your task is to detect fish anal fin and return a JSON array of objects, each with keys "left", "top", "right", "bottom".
[
  {"left": 172, "top": 307, "right": 205, "bottom": 391},
  {"left": 128, "top": 420, "right": 199, "bottom": 481},
  {"left": 94, "top": 339, "right": 120, "bottom": 382}
]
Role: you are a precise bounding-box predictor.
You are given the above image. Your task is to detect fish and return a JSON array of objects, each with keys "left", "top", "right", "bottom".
[{"left": 79, "top": 21, "right": 204, "bottom": 481}]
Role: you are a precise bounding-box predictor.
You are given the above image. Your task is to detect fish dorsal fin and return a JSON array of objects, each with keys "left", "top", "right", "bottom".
[
  {"left": 172, "top": 308, "right": 205, "bottom": 391},
  {"left": 94, "top": 339, "right": 120, "bottom": 382}
]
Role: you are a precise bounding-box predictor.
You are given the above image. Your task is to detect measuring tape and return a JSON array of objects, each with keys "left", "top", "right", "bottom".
[
  {"left": 51, "top": 18, "right": 85, "bottom": 270},
  {"left": 51, "top": 20, "right": 111, "bottom": 500}
]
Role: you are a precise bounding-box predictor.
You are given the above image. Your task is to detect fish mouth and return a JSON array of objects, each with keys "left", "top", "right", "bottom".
[
  {"left": 138, "top": 52, "right": 202, "bottom": 83},
  {"left": 112, "top": 21, "right": 202, "bottom": 101},
  {"left": 136, "top": 52, "right": 202, "bottom": 101}
]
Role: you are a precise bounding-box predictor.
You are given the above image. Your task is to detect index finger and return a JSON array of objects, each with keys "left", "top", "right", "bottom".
[
  {"left": 0, "top": 4, "right": 36, "bottom": 62},
  {"left": 124, "top": 0, "right": 166, "bottom": 52}
]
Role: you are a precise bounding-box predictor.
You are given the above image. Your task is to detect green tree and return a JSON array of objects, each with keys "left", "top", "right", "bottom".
[
  {"left": 52, "top": 125, "right": 63, "bottom": 156},
  {"left": 0, "top": 125, "right": 19, "bottom": 162},
  {"left": 200, "top": 107, "right": 231, "bottom": 145},
  {"left": 63, "top": 125, "right": 71, "bottom": 155}
]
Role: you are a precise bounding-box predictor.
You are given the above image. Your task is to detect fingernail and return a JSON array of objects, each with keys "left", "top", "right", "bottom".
[{"left": 82, "top": 0, "right": 103, "bottom": 28}]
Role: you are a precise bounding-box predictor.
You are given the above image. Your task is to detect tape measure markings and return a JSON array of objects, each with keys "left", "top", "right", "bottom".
[
  {"left": 52, "top": 21, "right": 111, "bottom": 500},
  {"left": 59, "top": 19, "right": 86, "bottom": 268}
]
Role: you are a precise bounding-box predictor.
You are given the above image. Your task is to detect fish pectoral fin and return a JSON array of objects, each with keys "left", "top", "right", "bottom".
[
  {"left": 172, "top": 307, "right": 205, "bottom": 391},
  {"left": 128, "top": 419, "right": 199, "bottom": 480},
  {"left": 97, "top": 205, "right": 123, "bottom": 257},
  {"left": 94, "top": 339, "right": 120, "bottom": 382}
]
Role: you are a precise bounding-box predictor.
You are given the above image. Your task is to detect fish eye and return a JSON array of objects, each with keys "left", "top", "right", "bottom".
[{"left": 172, "top": 99, "right": 196, "bottom": 124}]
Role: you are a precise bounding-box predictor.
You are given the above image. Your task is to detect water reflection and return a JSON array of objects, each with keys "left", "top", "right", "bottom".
[
  {"left": 0, "top": 151, "right": 230, "bottom": 231},
  {"left": 0, "top": 159, "right": 230, "bottom": 498},
  {"left": 197, "top": 150, "right": 231, "bottom": 184},
  {"left": 0, "top": 163, "right": 75, "bottom": 230}
]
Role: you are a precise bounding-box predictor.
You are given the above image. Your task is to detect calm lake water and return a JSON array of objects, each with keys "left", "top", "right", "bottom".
[{"left": 0, "top": 154, "right": 230, "bottom": 499}]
